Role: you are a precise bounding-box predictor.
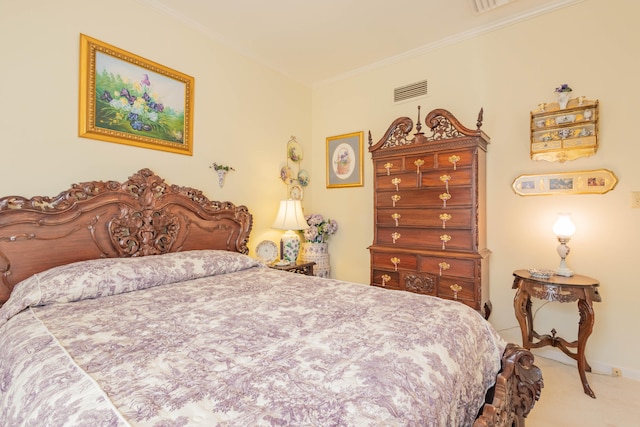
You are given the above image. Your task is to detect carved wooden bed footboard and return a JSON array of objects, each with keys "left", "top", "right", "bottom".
[{"left": 475, "top": 343, "right": 543, "bottom": 427}]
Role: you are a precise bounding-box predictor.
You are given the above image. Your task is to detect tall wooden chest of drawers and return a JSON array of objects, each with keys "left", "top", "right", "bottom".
[{"left": 368, "top": 107, "right": 491, "bottom": 318}]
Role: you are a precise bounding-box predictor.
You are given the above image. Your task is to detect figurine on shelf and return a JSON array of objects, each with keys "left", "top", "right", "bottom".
[{"left": 555, "top": 83, "right": 572, "bottom": 109}]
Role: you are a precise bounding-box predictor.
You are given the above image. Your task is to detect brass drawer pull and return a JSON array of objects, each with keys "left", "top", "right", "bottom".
[
  {"left": 391, "top": 232, "right": 401, "bottom": 244},
  {"left": 440, "top": 234, "right": 451, "bottom": 250},
  {"left": 384, "top": 162, "right": 393, "bottom": 175},
  {"left": 439, "top": 213, "right": 451, "bottom": 229},
  {"left": 450, "top": 284, "right": 462, "bottom": 300},
  {"left": 390, "top": 257, "right": 400, "bottom": 271},
  {"left": 391, "top": 213, "right": 401, "bottom": 226},
  {"left": 440, "top": 174, "right": 451, "bottom": 192},
  {"left": 438, "top": 262, "right": 450, "bottom": 276},
  {"left": 391, "top": 194, "right": 401, "bottom": 207},
  {"left": 439, "top": 192, "right": 451, "bottom": 208},
  {"left": 414, "top": 159, "right": 425, "bottom": 174},
  {"left": 448, "top": 155, "right": 460, "bottom": 170},
  {"left": 381, "top": 274, "right": 391, "bottom": 287},
  {"left": 392, "top": 177, "right": 401, "bottom": 191}
]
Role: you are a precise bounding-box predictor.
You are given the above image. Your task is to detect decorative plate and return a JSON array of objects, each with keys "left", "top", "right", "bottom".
[
  {"left": 287, "top": 139, "right": 303, "bottom": 162},
  {"left": 280, "top": 166, "right": 294, "bottom": 184},
  {"left": 256, "top": 240, "right": 279, "bottom": 263},
  {"left": 297, "top": 169, "right": 310, "bottom": 187},
  {"left": 289, "top": 184, "right": 303, "bottom": 201},
  {"left": 528, "top": 268, "right": 555, "bottom": 280}
]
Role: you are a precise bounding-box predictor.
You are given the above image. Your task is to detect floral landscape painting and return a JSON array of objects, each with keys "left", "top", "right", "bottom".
[
  {"left": 95, "top": 54, "right": 184, "bottom": 141},
  {"left": 79, "top": 34, "right": 194, "bottom": 155}
]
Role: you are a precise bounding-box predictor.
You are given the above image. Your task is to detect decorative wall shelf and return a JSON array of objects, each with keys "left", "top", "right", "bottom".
[{"left": 530, "top": 98, "right": 599, "bottom": 163}]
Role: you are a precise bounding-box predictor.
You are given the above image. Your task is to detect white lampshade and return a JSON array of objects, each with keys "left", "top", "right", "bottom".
[
  {"left": 553, "top": 213, "right": 576, "bottom": 238},
  {"left": 272, "top": 200, "right": 307, "bottom": 230},
  {"left": 272, "top": 200, "right": 306, "bottom": 264}
]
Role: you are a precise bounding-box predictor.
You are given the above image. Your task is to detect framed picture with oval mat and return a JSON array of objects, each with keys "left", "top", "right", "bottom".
[{"left": 326, "top": 131, "right": 363, "bottom": 188}]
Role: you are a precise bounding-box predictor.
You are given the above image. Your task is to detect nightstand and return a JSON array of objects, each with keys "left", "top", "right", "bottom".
[
  {"left": 269, "top": 261, "right": 315, "bottom": 276},
  {"left": 512, "top": 269, "right": 601, "bottom": 398}
]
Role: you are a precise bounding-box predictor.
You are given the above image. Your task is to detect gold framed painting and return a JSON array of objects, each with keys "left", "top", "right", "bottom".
[
  {"left": 78, "top": 34, "right": 194, "bottom": 155},
  {"left": 326, "top": 131, "right": 364, "bottom": 188},
  {"left": 512, "top": 169, "right": 618, "bottom": 196}
]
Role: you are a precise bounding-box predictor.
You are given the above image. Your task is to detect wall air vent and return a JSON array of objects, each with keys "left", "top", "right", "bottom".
[
  {"left": 394, "top": 79, "right": 428, "bottom": 102},
  {"left": 471, "top": 0, "right": 515, "bottom": 14}
]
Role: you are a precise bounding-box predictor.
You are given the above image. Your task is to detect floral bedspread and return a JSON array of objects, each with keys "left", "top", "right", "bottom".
[{"left": 0, "top": 250, "right": 505, "bottom": 426}]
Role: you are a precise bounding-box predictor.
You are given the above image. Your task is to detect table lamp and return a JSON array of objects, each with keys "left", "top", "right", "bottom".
[
  {"left": 553, "top": 213, "right": 576, "bottom": 277},
  {"left": 272, "top": 199, "right": 307, "bottom": 264}
]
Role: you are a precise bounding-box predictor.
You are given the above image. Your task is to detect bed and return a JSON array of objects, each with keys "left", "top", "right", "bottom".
[{"left": 0, "top": 168, "right": 542, "bottom": 426}]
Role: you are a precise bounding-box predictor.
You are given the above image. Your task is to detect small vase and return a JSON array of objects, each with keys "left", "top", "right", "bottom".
[
  {"left": 299, "top": 242, "right": 330, "bottom": 278},
  {"left": 216, "top": 170, "right": 227, "bottom": 188},
  {"left": 557, "top": 92, "right": 571, "bottom": 109}
]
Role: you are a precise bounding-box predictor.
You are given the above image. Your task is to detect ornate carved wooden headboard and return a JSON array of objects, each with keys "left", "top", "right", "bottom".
[{"left": 0, "top": 168, "right": 252, "bottom": 305}]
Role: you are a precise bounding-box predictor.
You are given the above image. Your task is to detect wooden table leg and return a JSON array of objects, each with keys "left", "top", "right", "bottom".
[
  {"left": 513, "top": 285, "right": 532, "bottom": 349},
  {"left": 577, "top": 297, "right": 596, "bottom": 398}
]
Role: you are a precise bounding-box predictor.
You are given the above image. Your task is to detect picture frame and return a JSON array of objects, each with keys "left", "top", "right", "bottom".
[
  {"left": 78, "top": 34, "right": 194, "bottom": 155},
  {"left": 326, "top": 131, "right": 364, "bottom": 188},
  {"left": 512, "top": 169, "right": 618, "bottom": 196}
]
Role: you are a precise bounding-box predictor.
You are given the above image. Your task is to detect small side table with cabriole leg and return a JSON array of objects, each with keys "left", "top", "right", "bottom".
[{"left": 512, "top": 269, "right": 602, "bottom": 398}]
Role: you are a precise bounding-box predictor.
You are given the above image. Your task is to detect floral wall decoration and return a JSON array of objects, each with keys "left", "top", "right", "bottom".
[
  {"left": 210, "top": 162, "right": 235, "bottom": 188},
  {"left": 279, "top": 136, "right": 308, "bottom": 200}
]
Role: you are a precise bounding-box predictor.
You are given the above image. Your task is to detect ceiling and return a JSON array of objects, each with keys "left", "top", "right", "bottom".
[{"left": 139, "top": 0, "right": 580, "bottom": 86}]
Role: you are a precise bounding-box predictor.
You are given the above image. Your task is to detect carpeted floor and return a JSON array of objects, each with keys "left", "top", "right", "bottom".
[{"left": 525, "top": 355, "right": 640, "bottom": 426}]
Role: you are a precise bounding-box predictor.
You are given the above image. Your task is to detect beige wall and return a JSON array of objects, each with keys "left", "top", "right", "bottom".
[
  {"left": 311, "top": 0, "right": 640, "bottom": 378},
  {"left": 2, "top": 0, "right": 639, "bottom": 381},
  {"left": 0, "top": 0, "right": 312, "bottom": 250}
]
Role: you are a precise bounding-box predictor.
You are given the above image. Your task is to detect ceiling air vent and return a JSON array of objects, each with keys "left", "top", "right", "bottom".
[
  {"left": 471, "top": 0, "right": 515, "bottom": 14},
  {"left": 394, "top": 79, "right": 428, "bottom": 102}
]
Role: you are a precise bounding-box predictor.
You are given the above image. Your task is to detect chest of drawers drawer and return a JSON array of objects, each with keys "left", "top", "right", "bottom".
[
  {"left": 418, "top": 255, "right": 478, "bottom": 278},
  {"left": 371, "top": 268, "right": 401, "bottom": 289},
  {"left": 435, "top": 150, "right": 475, "bottom": 169},
  {"left": 420, "top": 168, "right": 472, "bottom": 187},
  {"left": 376, "top": 227, "right": 474, "bottom": 251},
  {"left": 375, "top": 186, "right": 473, "bottom": 207},
  {"left": 376, "top": 207, "right": 472, "bottom": 228},
  {"left": 371, "top": 251, "right": 417, "bottom": 270},
  {"left": 438, "top": 277, "right": 478, "bottom": 308}
]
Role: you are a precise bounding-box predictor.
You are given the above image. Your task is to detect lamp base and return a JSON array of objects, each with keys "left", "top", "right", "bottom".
[
  {"left": 280, "top": 230, "right": 301, "bottom": 264},
  {"left": 555, "top": 259, "right": 574, "bottom": 277},
  {"left": 555, "top": 241, "right": 574, "bottom": 277},
  {"left": 555, "top": 267, "right": 574, "bottom": 277}
]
